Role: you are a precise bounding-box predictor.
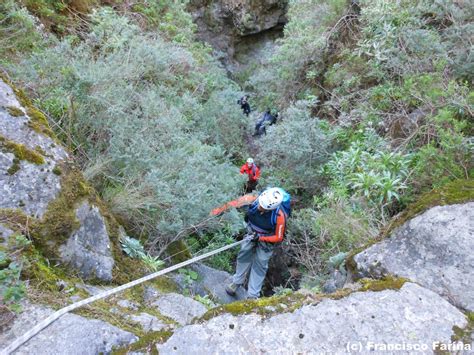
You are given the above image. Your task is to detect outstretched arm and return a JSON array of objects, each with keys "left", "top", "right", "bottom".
[{"left": 210, "top": 194, "right": 257, "bottom": 216}]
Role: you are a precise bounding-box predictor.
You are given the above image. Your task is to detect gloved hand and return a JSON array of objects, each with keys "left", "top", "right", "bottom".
[{"left": 244, "top": 233, "right": 259, "bottom": 242}]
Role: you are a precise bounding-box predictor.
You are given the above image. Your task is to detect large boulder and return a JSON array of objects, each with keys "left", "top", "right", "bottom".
[
  {"left": 0, "top": 302, "right": 137, "bottom": 354},
  {"left": 188, "top": 0, "right": 287, "bottom": 64},
  {"left": 352, "top": 202, "right": 474, "bottom": 311},
  {"left": 0, "top": 78, "right": 117, "bottom": 281},
  {"left": 0, "top": 80, "right": 64, "bottom": 220},
  {"left": 147, "top": 292, "right": 208, "bottom": 326},
  {"left": 59, "top": 202, "right": 114, "bottom": 281},
  {"left": 158, "top": 283, "right": 468, "bottom": 353}
]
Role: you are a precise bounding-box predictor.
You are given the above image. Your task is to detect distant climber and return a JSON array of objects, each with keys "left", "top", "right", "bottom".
[
  {"left": 237, "top": 95, "right": 251, "bottom": 116},
  {"left": 254, "top": 109, "right": 278, "bottom": 136},
  {"left": 224, "top": 187, "right": 291, "bottom": 299},
  {"left": 240, "top": 158, "right": 260, "bottom": 193}
]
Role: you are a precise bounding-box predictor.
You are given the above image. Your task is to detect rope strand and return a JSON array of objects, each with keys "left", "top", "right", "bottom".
[{"left": 1, "top": 239, "right": 244, "bottom": 355}]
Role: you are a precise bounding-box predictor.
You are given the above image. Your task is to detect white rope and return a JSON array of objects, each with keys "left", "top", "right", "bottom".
[{"left": 1, "top": 239, "right": 244, "bottom": 355}]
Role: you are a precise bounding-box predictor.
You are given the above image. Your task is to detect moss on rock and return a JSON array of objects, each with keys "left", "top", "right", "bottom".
[
  {"left": 385, "top": 179, "right": 474, "bottom": 236},
  {"left": 346, "top": 179, "right": 474, "bottom": 275},
  {"left": 359, "top": 276, "right": 408, "bottom": 292},
  {"left": 0, "top": 134, "right": 45, "bottom": 166},
  {"left": 199, "top": 293, "right": 308, "bottom": 321},
  {"left": 112, "top": 329, "right": 173, "bottom": 355},
  {"left": 6, "top": 106, "right": 24, "bottom": 117},
  {"left": 0, "top": 76, "right": 57, "bottom": 140}
]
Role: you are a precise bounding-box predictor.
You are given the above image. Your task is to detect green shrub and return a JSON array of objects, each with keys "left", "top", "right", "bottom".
[
  {"left": 0, "top": 234, "right": 31, "bottom": 313},
  {"left": 286, "top": 199, "right": 377, "bottom": 279},
  {"left": 256, "top": 101, "right": 333, "bottom": 195},
  {"left": 0, "top": 0, "right": 44, "bottom": 59},
  {"left": 9, "top": 8, "right": 245, "bottom": 251}
]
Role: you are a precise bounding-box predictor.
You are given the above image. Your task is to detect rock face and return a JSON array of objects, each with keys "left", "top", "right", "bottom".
[
  {"left": 189, "top": 0, "right": 287, "bottom": 67},
  {"left": 59, "top": 202, "right": 114, "bottom": 281},
  {"left": 0, "top": 302, "right": 137, "bottom": 355},
  {"left": 126, "top": 313, "right": 167, "bottom": 332},
  {"left": 0, "top": 79, "right": 115, "bottom": 281},
  {"left": 352, "top": 203, "right": 474, "bottom": 311},
  {"left": 0, "top": 80, "right": 64, "bottom": 219},
  {"left": 148, "top": 292, "right": 208, "bottom": 326},
  {"left": 158, "top": 283, "right": 467, "bottom": 354}
]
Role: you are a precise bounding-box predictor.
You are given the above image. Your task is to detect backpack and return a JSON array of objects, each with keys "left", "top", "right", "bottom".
[{"left": 249, "top": 188, "right": 291, "bottom": 227}]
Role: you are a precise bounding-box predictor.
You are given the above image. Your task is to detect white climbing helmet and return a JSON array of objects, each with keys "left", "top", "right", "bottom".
[
  {"left": 246, "top": 158, "right": 254, "bottom": 165},
  {"left": 258, "top": 188, "right": 283, "bottom": 210}
]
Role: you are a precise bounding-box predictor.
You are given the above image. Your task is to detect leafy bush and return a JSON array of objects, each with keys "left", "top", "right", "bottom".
[
  {"left": 120, "top": 235, "right": 165, "bottom": 272},
  {"left": 0, "top": 234, "right": 31, "bottom": 313},
  {"left": 9, "top": 8, "right": 245, "bottom": 251},
  {"left": 325, "top": 128, "right": 412, "bottom": 210},
  {"left": 0, "top": 0, "right": 44, "bottom": 60},
  {"left": 256, "top": 101, "right": 333, "bottom": 195},
  {"left": 286, "top": 199, "right": 377, "bottom": 279},
  {"left": 120, "top": 236, "right": 146, "bottom": 259}
]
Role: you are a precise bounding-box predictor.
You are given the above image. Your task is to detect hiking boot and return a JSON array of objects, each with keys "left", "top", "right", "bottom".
[{"left": 225, "top": 282, "right": 240, "bottom": 296}]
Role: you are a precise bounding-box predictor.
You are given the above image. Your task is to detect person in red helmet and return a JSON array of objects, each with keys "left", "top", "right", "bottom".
[{"left": 240, "top": 158, "right": 260, "bottom": 193}]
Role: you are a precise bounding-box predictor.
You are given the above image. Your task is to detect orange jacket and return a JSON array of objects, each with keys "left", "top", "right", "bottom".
[
  {"left": 257, "top": 209, "right": 286, "bottom": 243},
  {"left": 240, "top": 163, "right": 260, "bottom": 182}
]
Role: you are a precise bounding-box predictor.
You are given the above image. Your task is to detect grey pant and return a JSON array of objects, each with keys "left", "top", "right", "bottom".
[{"left": 232, "top": 239, "right": 274, "bottom": 298}]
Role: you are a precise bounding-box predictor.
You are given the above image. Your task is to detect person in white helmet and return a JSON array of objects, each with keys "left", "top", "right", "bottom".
[
  {"left": 226, "top": 187, "right": 290, "bottom": 299},
  {"left": 240, "top": 158, "right": 260, "bottom": 193}
]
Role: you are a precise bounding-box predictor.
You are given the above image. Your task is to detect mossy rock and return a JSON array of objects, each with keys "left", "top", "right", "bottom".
[
  {"left": 386, "top": 179, "right": 474, "bottom": 236},
  {"left": 6, "top": 106, "right": 24, "bottom": 117},
  {"left": 1, "top": 75, "right": 57, "bottom": 140},
  {"left": 112, "top": 329, "right": 173, "bottom": 355},
  {"left": 446, "top": 312, "right": 474, "bottom": 354},
  {"left": 346, "top": 179, "right": 474, "bottom": 274},
  {"left": 0, "top": 134, "right": 46, "bottom": 166},
  {"left": 359, "top": 276, "right": 408, "bottom": 292}
]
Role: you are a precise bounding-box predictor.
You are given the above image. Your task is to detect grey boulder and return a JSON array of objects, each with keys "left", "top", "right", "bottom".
[
  {"left": 59, "top": 202, "right": 114, "bottom": 281},
  {"left": 353, "top": 203, "right": 474, "bottom": 311},
  {"left": 0, "top": 302, "right": 137, "bottom": 355},
  {"left": 158, "top": 283, "right": 467, "bottom": 354},
  {"left": 127, "top": 313, "right": 168, "bottom": 332},
  {"left": 148, "top": 293, "right": 208, "bottom": 326}
]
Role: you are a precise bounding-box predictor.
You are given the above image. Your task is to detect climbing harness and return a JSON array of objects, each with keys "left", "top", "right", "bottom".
[{"left": 1, "top": 239, "right": 245, "bottom": 355}]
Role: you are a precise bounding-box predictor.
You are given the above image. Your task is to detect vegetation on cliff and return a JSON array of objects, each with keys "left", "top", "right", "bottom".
[{"left": 0, "top": 0, "right": 472, "bottom": 293}]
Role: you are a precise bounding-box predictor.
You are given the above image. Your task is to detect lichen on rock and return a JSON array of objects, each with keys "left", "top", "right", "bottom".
[
  {"left": 352, "top": 202, "right": 474, "bottom": 312},
  {"left": 159, "top": 283, "right": 467, "bottom": 354},
  {"left": 59, "top": 201, "right": 115, "bottom": 281}
]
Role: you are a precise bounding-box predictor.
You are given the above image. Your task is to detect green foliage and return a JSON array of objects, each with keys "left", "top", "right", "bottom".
[
  {"left": 0, "top": 0, "right": 44, "bottom": 59},
  {"left": 194, "top": 294, "right": 214, "bottom": 309},
  {"left": 286, "top": 199, "right": 377, "bottom": 279},
  {"left": 9, "top": 8, "right": 245, "bottom": 251},
  {"left": 120, "top": 236, "right": 164, "bottom": 272},
  {"left": 120, "top": 236, "right": 145, "bottom": 259},
  {"left": 256, "top": 101, "right": 333, "bottom": 195},
  {"left": 186, "top": 225, "right": 240, "bottom": 272},
  {"left": 356, "top": 0, "right": 473, "bottom": 79},
  {"left": 177, "top": 268, "right": 199, "bottom": 290},
  {"left": 325, "top": 129, "right": 411, "bottom": 208},
  {"left": 410, "top": 108, "right": 472, "bottom": 191},
  {"left": 0, "top": 234, "right": 31, "bottom": 312},
  {"left": 130, "top": 0, "right": 196, "bottom": 43},
  {"left": 140, "top": 254, "right": 165, "bottom": 272}
]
